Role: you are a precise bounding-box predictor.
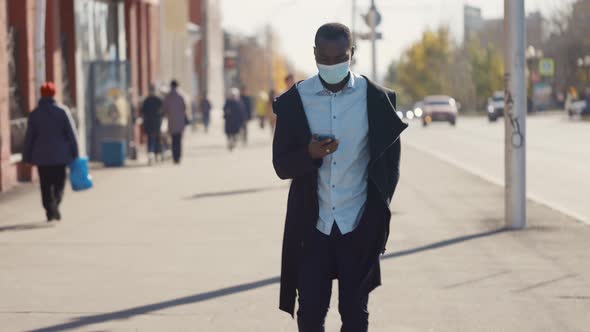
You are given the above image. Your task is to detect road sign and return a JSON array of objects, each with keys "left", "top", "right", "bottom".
[
  {"left": 363, "top": 8, "right": 382, "bottom": 27},
  {"left": 356, "top": 32, "right": 383, "bottom": 40},
  {"left": 539, "top": 58, "right": 555, "bottom": 77}
]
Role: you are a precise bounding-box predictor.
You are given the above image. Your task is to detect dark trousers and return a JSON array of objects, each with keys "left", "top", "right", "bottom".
[
  {"left": 147, "top": 133, "right": 161, "bottom": 154},
  {"left": 171, "top": 133, "right": 182, "bottom": 163},
  {"left": 297, "top": 224, "right": 369, "bottom": 332},
  {"left": 38, "top": 165, "right": 66, "bottom": 217}
]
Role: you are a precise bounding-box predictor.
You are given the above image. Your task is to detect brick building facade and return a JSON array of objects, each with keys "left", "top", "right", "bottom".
[{"left": 0, "top": 0, "right": 161, "bottom": 192}]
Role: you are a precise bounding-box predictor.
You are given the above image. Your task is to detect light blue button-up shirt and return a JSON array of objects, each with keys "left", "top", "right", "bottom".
[{"left": 297, "top": 72, "right": 370, "bottom": 235}]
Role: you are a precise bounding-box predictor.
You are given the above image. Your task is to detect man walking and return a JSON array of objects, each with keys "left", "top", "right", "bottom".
[
  {"left": 141, "top": 84, "right": 163, "bottom": 164},
  {"left": 272, "top": 23, "right": 407, "bottom": 331},
  {"left": 163, "top": 80, "right": 187, "bottom": 164}
]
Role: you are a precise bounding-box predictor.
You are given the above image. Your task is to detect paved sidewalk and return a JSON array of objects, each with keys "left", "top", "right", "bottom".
[{"left": 0, "top": 118, "right": 589, "bottom": 331}]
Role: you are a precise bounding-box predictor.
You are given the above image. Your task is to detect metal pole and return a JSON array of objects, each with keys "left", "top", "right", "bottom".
[
  {"left": 370, "top": 0, "right": 377, "bottom": 80},
  {"left": 351, "top": 0, "right": 357, "bottom": 51},
  {"left": 504, "top": 0, "right": 527, "bottom": 229}
]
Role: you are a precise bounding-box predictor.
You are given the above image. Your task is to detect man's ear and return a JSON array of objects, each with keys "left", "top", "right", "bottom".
[
  {"left": 351, "top": 46, "right": 355, "bottom": 59},
  {"left": 313, "top": 46, "right": 318, "bottom": 59}
]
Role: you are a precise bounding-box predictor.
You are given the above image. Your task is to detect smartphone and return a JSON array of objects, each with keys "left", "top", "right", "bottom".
[{"left": 316, "top": 134, "right": 336, "bottom": 142}]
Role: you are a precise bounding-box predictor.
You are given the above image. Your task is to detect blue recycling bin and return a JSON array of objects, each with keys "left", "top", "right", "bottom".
[{"left": 101, "top": 140, "right": 126, "bottom": 167}]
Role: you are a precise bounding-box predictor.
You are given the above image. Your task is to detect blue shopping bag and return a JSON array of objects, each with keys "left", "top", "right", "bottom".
[{"left": 69, "top": 157, "right": 93, "bottom": 191}]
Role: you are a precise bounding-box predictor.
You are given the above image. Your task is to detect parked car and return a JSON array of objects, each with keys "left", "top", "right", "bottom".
[
  {"left": 422, "top": 95, "right": 458, "bottom": 126},
  {"left": 487, "top": 91, "right": 505, "bottom": 122}
]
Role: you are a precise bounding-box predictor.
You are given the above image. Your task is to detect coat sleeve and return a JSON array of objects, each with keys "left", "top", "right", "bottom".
[
  {"left": 22, "top": 114, "right": 36, "bottom": 164},
  {"left": 272, "top": 100, "right": 321, "bottom": 180}
]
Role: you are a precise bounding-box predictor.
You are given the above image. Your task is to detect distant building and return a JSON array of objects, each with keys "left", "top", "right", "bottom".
[
  {"left": 463, "top": 5, "right": 483, "bottom": 44},
  {"left": 463, "top": 5, "right": 545, "bottom": 50}
]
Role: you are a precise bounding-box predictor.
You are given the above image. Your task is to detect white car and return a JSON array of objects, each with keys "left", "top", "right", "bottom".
[{"left": 422, "top": 95, "right": 458, "bottom": 126}]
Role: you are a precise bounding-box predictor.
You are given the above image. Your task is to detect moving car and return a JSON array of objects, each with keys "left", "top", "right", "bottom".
[
  {"left": 422, "top": 95, "right": 458, "bottom": 126},
  {"left": 487, "top": 91, "right": 505, "bottom": 122}
]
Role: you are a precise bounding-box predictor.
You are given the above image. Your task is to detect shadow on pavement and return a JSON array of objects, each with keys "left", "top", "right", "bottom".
[
  {"left": 186, "top": 185, "right": 287, "bottom": 200},
  {"left": 26, "top": 277, "right": 281, "bottom": 332},
  {"left": 27, "top": 228, "right": 506, "bottom": 332},
  {"left": 381, "top": 227, "right": 507, "bottom": 260},
  {"left": 0, "top": 222, "right": 54, "bottom": 233}
]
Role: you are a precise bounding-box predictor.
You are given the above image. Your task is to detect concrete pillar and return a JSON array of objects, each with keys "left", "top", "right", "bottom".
[{"left": 0, "top": 0, "right": 17, "bottom": 192}]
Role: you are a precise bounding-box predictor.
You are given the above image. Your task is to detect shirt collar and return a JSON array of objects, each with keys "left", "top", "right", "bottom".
[{"left": 313, "top": 72, "right": 357, "bottom": 96}]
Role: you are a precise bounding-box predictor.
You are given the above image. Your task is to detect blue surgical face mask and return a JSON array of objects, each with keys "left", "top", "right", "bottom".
[{"left": 317, "top": 60, "right": 351, "bottom": 84}]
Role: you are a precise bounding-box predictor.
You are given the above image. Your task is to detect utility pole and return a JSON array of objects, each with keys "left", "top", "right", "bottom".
[
  {"left": 352, "top": 0, "right": 357, "bottom": 45},
  {"left": 504, "top": 0, "right": 527, "bottom": 229},
  {"left": 369, "top": 0, "right": 377, "bottom": 80}
]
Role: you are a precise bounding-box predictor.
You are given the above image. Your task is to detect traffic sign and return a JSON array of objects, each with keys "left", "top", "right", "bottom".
[{"left": 539, "top": 58, "right": 555, "bottom": 77}]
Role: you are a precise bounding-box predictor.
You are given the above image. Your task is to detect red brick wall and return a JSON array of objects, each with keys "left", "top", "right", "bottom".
[{"left": 0, "top": 0, "right": 17, "bottom": 191}]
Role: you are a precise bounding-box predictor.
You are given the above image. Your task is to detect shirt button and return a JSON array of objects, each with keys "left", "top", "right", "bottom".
[
  {"left": 332, "top": 185, "right": 335, "bottom": 188},
  {"left": 333, "top": 162, "right": 337, "bottom": 165},
  {"left": 332, "top": 207, "right": 335, "bottom": 210},
  {"left": 333, "top": 116, "right": 336, "bottom": 119}
]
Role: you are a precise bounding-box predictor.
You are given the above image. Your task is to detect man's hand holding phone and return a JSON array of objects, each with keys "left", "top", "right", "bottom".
[{"left": 309, "top": 134, "right": 339, "bottom": 159}]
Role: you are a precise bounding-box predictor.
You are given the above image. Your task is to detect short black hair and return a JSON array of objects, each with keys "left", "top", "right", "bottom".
[
  {"left": 314, "top": 23, "right": 352, "bottom": 48},
  {"left": 170, "top": 80, "right": 179, "bottom": 88}
]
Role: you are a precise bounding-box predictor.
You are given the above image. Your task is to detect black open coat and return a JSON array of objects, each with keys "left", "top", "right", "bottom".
[{"left": 272, "top": 77, "right": 408, "bottom": 316}]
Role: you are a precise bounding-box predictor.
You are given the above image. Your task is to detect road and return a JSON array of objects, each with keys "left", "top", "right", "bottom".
[
  {"left": 403, "top": 114, "right": 590, "bottom": 224},
  {"left": 0, "top": 116, "right": 589, "bottom": 331}
]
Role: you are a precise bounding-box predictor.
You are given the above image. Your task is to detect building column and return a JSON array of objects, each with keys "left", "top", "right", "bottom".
[
  {"left": 45, "top": 0, "right": 63, "bottom": 102},
  {"left": 8, "top": 0, "right": 37, "bottom": 182},
  {"left": 148, "top": 3, "right": 161, "bottom": 85},
  {"left": 137, "top": 1, "right": 149, "bottom": 97},
  {"left": 125, "top": 0, "right": 139, "bottom": 108},
  {"left": 0, "top": 0, "right": 17, "bottom": 192},
  {"left": 59, "top": 0, "right": 77, "bottom": 107}
]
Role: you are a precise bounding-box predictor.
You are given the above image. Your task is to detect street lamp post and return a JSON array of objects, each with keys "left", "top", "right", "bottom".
[{"left": 504, "top": 0, "right": 527, "bottom": 229}]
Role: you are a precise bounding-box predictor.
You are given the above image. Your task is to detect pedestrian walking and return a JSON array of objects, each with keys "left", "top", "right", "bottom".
[
  {"left": 223, "top": 88, "right": 246, "bottom": 151},
  {"left": 163, "top": 80, "right": 187, "bottom": 164},
  {"left": 199, "top": 96, "right": 212, "bottom": 133},
  {"left": 267, "top": 89, "right": 277, "bottom": 134},
  {"left": 240, "top": 85, "right": 253, "bottom": 145},
  {"left": 272, "top": 23, "right": 407, "bottom": 331},
  {"left": 255, "top": 91, "right": 269, "bottom": 129},
  {"left": 141, "top": 84, "right": 164, "bottom": 165},
  {"left": 284, "top": 73, "right": 295, "bottom": 90},
  {"left": 23, "top": 82, "right": 79, "bottom": 222}
]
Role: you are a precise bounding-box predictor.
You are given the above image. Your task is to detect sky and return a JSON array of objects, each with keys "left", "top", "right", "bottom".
[{"left": 221, "top": 0, "right": 575, "bottom": 81}]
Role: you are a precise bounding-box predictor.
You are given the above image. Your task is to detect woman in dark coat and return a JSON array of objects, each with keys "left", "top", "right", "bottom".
[
  {"left": 223, "top": 88, "right": 246, "bottom": 151},
  {"left": 23, "top": 82, "right": 79, "bottom": 222}
]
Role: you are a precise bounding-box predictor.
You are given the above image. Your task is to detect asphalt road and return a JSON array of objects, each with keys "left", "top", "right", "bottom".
[{"left": 403, "top": 113, "right": 590, "bottom": 224}]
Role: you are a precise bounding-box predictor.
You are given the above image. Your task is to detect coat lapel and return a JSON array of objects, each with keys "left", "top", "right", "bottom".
[{"left": 364, "top": 77, "right": 408, "bottom": 166}]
